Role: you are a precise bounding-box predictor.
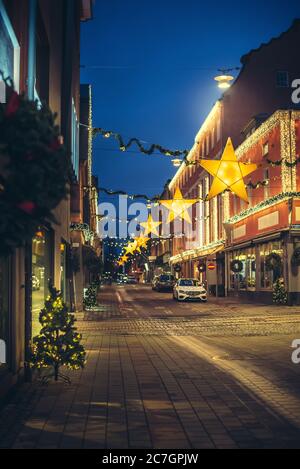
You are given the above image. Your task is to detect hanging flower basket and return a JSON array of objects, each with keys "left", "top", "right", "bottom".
[
  {"left": 0, "top": 85, "right": 69, "bottom": 257},
  {"left": 230, "top": 259, "right": 243, "bottom": 273}
]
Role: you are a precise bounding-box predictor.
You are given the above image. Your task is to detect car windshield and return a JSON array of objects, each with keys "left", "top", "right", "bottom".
[
  {"left": 178, "top": 279, "right": 200, "bottom": 287},
  {"left": 160, "top": 275, "right": 174, "bottom": 282}
]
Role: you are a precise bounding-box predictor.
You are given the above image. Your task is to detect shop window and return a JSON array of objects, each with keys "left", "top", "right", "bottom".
[
  {"left": 229, "top": 249, "right": 256, "bottom": 292},
  {"left": 260, "top": 241, "right": 283, "bottom": 290},
  {"left": 262, "top": 142, "right": 269, "bottom": 156},
  {"left": 0, "top": 258, "right": 9, "bottom": 368},
  {"left": 32, "top": 230, "right": 53, "bottom": 337}
]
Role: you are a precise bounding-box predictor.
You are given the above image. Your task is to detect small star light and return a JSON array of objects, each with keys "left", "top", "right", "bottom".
[
  {"left": 134, "top": 235, "right": 150, "bottom": 249},
  {"left": 140, "top": 214, "right": 161, "bottom": 237},
  {"left": 121, "top": 255, "right": 129, "bottom": 263},
  {"left": 199, "top": 137, "right": 257, "bottom": 203},
  {"left": 124, "top": 242, "right": 137, "bottom": 255},
  {"left": 159, "top": 187, "right": 198, "bottom": 224}
]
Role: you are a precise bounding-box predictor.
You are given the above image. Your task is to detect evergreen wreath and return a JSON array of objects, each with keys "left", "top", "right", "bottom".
[
  {"left": 230, "top": 259, "right": 243, "bottom": 273},
  {"left": 198, "top": 261, "right": 206, "bottom": 273},
  {"left": 265, "top": 252, "right": 282, "bottom": 272},
  {"left": 291, "top": 247, "right": 300, "bottom": 267},
  {"left": 0, "top": 83, "right": 69, "bottom": 257}
]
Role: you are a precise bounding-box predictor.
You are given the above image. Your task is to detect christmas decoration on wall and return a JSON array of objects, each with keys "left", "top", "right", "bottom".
[
  {"left": 0, "top": 84, "right": 69, "bottom": 257},
  {"left": 30, "top": 284, "right": 86, "bottom": 383},
  {"left": 230, "top": 259, "right": 244, "bottom": 273},
  {"left": 174, "top": 264, "right": 182, "bottom": 273},
  {"left": 159, "top": 187, "right": 198, "bottom": 223},
  {"left": 83, "top": 284, "right": 98, "bottom": 309},
  {"left": 272, "top": 278, "right": 288, "bottom": 305},
  {"left": 70, "top": 223, "right": 95, "bottom": 243},
  {"left": 200, "top": 138, "right": 257, "bottom": 202},
  {"left": 140, "top": 214, "right": 161, "bottom": 237}
]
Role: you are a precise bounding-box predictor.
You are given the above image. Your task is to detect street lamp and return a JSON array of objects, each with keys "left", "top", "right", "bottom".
[{"left": 214, "top": 74, "right": 234, "bottom": 89}]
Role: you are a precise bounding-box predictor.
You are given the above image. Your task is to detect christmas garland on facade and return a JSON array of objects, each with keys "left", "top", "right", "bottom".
[{"left": 0, "top": 85, "right": 69, "bottom": 256}]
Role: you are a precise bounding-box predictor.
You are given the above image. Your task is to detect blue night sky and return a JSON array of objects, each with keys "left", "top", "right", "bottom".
[{"left": 80, "top": 0, "right": 300, "bottom": 201}]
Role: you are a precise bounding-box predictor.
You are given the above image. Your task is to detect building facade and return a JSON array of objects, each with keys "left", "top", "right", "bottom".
[
  {"left": 0, "top": 0, "right": 93, "bottom": 399},
  {"left": 152, "top": 19, "right": 300, "bottom": 302}
]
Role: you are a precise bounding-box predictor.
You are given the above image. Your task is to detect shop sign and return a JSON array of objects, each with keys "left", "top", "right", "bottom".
[{"left": 207, "top": 262, "right": 216, "bottom": 271}]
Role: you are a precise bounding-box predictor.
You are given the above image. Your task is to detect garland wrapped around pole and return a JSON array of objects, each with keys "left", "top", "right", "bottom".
[{"left": 0, "top": 78, "right": 69, "bottom": 257}]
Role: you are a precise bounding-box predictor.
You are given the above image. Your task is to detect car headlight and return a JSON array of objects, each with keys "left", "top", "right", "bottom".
[{"left": 179, "top": 290, "right": 185, "bottom": 294}]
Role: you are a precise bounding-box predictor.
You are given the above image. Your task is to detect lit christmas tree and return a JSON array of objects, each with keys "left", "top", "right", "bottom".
[
  {"left": 83, "top": 283, "right": 98, "bottom": 309},
  {"left": 273, "top": 278, "right": 288, "bottom": 305},
  {"left": 31, "top": 284, "right": 86, "bottom": 382}
]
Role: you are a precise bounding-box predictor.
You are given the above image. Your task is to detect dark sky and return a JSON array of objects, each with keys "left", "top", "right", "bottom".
[{"left": 81, "top": 0, "right": 300, "bottom": 201}]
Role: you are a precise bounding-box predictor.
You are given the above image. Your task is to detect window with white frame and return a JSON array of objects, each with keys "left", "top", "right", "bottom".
[
  {"left": 0, "top": 0, "right": 20, "bottom": 101},
  {"left": 71, "top": 99, "right": 79, "bottom": 180}
]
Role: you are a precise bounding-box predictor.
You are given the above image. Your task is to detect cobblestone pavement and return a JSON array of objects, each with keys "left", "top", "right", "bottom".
[{"left": 1, "top": 285, "right": 300, "bottom": 449}]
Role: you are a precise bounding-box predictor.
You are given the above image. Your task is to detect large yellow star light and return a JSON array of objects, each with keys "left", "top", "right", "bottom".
[
  {"left": 140, "top": 214, "right": 161, "bottom": 237},
  {"left": 199, "top": 138, "right": 257, "bottom": 203},
  {"left": 159, "top": 187, "right": 198, "bottom": 224}
]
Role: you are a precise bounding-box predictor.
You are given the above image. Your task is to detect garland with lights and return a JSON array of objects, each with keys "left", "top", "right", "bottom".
[
  {"left": 0, "top": 81, "right": 69, "bottom": 257},
  {"left": 91, "top": 126, "right": 189, "bottom": 158},
  {"left": 30, "top": 284, "right": 86, "bottom": 383},
  {"left": 226, "top": 192, "right": 300, "bottom": 225}
]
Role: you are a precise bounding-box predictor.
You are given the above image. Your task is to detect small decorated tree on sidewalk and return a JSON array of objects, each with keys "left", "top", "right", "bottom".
[
  {"left": 273, "top": 278, "right": 288, "bottom": 305},
  {"left": 31, "top": 284, "right": 86, "bottom": 382},
  {"left": 83, "top": 283, "right": 98, "bottom": 309}
]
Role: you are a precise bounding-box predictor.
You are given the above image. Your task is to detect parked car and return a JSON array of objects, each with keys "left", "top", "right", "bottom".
[
  {"left": 152, "top": 274, "right": 175, "bottom": 292},
  {"left": 173, "top": 278, "right": 207, "bottom": 302},
  {"left": 126, "top": 276, "right": 138, "bottom": 284},
  {"left": 32, "top": 275, "right": 40, "bottom": 291}
]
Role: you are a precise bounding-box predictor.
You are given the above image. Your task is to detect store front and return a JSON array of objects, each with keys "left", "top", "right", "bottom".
[
  {"left": 32, "top": 229, "right": 53, "bottom": 337},
  {"left": 227, "top": 239, "right": 284, "bottom": 302}
]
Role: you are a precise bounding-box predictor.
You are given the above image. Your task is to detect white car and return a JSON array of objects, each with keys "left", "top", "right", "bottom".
[{"left": 173, "top": 278, "right": 207, "bottom": 302}]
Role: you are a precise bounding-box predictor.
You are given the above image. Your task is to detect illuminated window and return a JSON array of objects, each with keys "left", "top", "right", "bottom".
[{"left": 276, "top": 71, "right": 289, "bottom": 88}]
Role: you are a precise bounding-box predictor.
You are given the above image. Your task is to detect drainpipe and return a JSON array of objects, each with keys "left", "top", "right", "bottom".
[
  {"left": 24, "top": 0, "right": 37, "bottom": 382},
  {"left": 27, "top": 0, "right": 37, "bottom": 100}
]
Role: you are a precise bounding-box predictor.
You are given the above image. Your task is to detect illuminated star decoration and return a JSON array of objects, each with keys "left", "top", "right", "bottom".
[
  {"left": 120, "top": 255, "right": 129, "bottom": 263},
  {"left": 134, "top": 235, "right": 150, "bottom": 249},
  {"left": 159, "top": 187, "right": 198, "bottom": 224},
  {"left": 140, "top": 214, "right": 161, "bottom": 237},
  {"left": 199, "top": 137, "right": 257, "bottom": 203},
  {"left": 124, "top": 242, "right": 138, "bottom": 256}
]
